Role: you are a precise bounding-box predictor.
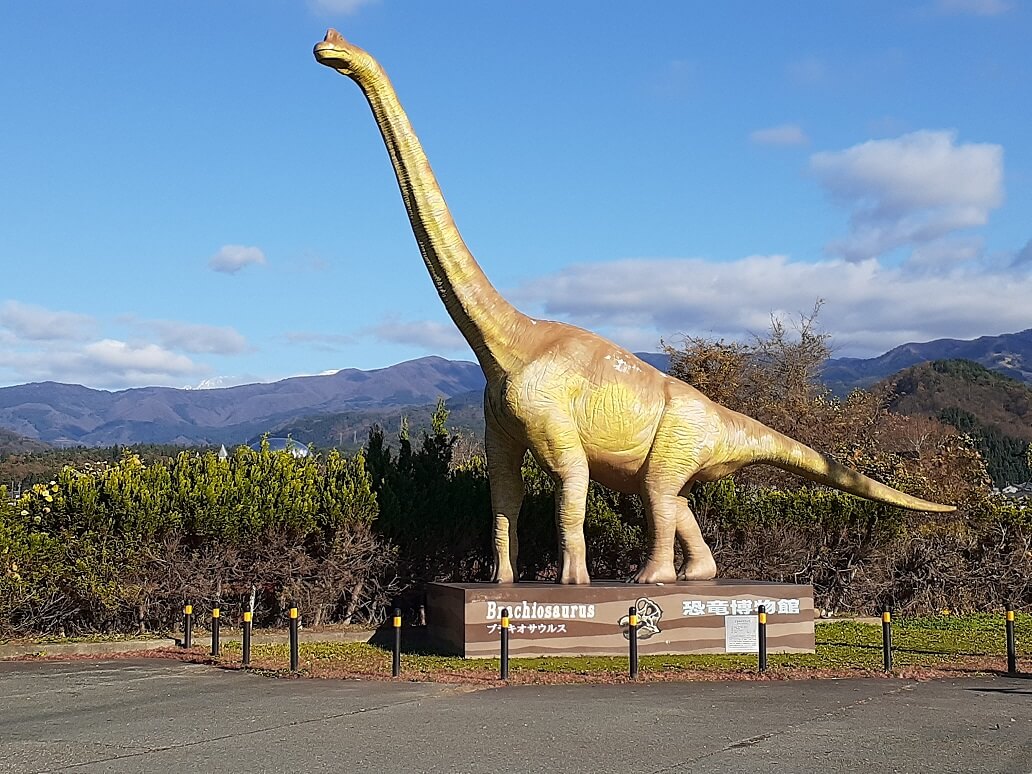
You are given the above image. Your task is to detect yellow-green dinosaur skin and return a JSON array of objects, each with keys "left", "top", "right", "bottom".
[{"left": 314, "top": 30, "right": 955, "bottom": 585}]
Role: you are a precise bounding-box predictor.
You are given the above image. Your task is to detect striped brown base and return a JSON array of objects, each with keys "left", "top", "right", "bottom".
[{"left": 426, "top": 580, "right": 814, "bottom": 658}]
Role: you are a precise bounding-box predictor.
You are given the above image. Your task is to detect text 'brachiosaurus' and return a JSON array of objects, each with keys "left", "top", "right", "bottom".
[{"left": 313, "top": 29, "right": 954, "bottom": 585}]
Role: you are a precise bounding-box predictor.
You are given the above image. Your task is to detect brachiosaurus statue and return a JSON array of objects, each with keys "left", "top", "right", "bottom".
[{"left": 313, "top": 29, "right": 955, "bottom": 585}]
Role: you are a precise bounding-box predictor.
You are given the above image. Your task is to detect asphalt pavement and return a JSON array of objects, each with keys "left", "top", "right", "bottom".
[{"left": 1, "top": 659, "right": 1030, "bottom": 773}]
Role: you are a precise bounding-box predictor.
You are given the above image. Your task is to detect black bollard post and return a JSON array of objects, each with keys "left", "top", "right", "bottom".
[
  {"left": 183, "top": 604, "right": 193, "bottom": 649},
  {"left": 210, "top": 605, "right": 221, "bottom": 656},
  {"left": 1006, "top": 608, "right": 1017, "bottom": 676},
  {"left": 628, "top": 605, "right": 639, "bottom": 679},
  {"left": 757, "top": 605, "right": 768, "bottom": 673},
  {"left": 392, "top": 607, "right": 402, "bottom": 678},
  {"left": 242, "top": 610, "right": 252, "bottom": 668},
  {"left": 882, "top": 606, "right": 893, "bottom": 672},
  {"left": 500, "top": 607, "right": 510, "bottom": 680},
  {"left": 289, "top": 604, "right": 300, "bottom": 672}
]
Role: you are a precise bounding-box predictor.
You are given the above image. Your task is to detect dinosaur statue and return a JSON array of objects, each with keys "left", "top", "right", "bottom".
[{"left": 313, "top": 29, "right": 955, "bottom": 585}]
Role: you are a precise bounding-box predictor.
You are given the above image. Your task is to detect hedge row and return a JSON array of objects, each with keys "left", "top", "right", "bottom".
[{"left": 2, "top": 429, "right": 1029, "bottom": 638}]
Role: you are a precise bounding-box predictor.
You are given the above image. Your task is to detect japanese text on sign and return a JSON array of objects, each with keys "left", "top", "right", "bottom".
[
  {"left": 487, "top": 623, "right": 567, "bottom": 635},
  {"left": 682, "top": 598, "right": 800, "bottom": 617}
]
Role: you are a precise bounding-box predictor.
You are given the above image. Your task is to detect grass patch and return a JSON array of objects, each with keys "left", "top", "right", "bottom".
[{"left": 209, "top": 613, "right": 1032, "bottom": 683}]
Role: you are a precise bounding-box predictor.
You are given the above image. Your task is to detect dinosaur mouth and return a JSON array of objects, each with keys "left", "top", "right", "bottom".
[
  {"left": 314, "top": 42, "right": 341, "bottom": 59},
  {"left": 314, "top": 29, "right": 348, "bottom": 65},
  {"left": 314, "top": 44, "right": 345, "bottom": 66}
]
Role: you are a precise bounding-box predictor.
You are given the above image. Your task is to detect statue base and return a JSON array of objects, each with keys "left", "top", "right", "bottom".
[{"left": 426, "top": 580, "right": 814, "bottom": 658}]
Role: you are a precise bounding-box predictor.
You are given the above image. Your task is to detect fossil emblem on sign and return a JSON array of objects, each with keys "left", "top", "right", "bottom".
[{"left": 618, "top": 597, "right": 663, "bottom": 640}]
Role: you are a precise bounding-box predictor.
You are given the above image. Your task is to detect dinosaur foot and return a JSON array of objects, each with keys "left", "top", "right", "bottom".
[
  {"left": 632, "top": 563, "right": 678, "bottom": 584},
  {"left": 491, "top": 565, "right": 517, "bottom": 584},
  {"left": 677, "top": 555, "right": 717, "bottom": 581},
  {"left": 558, "top": 563, "right": 591, "bottom": 585}
]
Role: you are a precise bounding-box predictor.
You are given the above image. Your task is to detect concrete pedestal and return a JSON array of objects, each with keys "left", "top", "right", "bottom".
[{"left": 426, "top": 580, "right": 814, "bottom": 658}]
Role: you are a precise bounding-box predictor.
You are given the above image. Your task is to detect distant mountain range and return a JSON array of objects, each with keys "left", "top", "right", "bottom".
[
  {"left": 822, "top": 328, "right": 1032, "bottom": 395},
  {"left": 0, "top": 356, "right": 485, "bottom": 447},
  {"left": 0, "top": 331, "right": 1029, "bottom": 451}
]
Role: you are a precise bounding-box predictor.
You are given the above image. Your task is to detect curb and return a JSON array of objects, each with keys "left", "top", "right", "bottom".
[{"left": 0, "top": 638, "right": 176, "bottom": 660}]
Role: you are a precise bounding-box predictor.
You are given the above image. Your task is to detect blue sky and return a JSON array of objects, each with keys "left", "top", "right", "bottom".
[{"left": 1, "top": 0, "right": 1029, "bottom": 390}]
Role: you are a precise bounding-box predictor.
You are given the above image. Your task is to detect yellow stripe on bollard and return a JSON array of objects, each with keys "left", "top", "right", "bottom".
[
  {"left": 882, "top": 611, "right": 891, "bottom": 624},
  {"left": 1007, "top": 610, "right": 1015, "bottom": 622},
  {"left": 212, "top": 608, "right": 220, "bottom": 619},
  {"left": 184, "top": 604, "right": 192, "bottom": 615},
  {"left": 629, "top": 614, "right": 638, "bottom": 627},
  {"left": 393, "top": 615, "right": 401, "bottom": 628},
  {"left": 290, "top": 607, "right": 299, "bottom": 619},
  {"left": 243, "top": 611, "right": 252, "bottom": 623},
  {"left": 759, "top": 611, "right": 767, "bottom": 625},
  {"left": 501, "top": 615, "right": 510, "bottom": 629}
]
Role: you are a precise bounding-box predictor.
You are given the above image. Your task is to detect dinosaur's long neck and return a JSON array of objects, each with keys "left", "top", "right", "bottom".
[{"left": 354, "top": 65, "right": 529, "bottom": 380}]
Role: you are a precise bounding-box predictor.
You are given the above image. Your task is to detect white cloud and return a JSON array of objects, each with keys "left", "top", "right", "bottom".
[
  {"left": 367, "top": 317, "right": 468, "bottom": 352},
  {"left": 0, "top": 301, "right": 95, "bottom": 341},
  {"left": 81, "top": 340, "right": 200, "bottom": 377},
  {"left": 146, "top": 320, "right": 249, "bottom": 355},
  {"left": 514, "top": 253, "right": 1032, "bottom": 358},
  {"left": 750, "top": 124, "right": 809, "bottom": 147},
  {"left": 308, "top": 0, "right": 379, "bottom": 14},
  {"left": 0, "top": 305, "right": 235, "bottom": 389},
  {"left": 906, "top": 237, "right": 983, "bottom": 272},
  {"left": 208, "top": 245, "right": 267, "bottom": 274},
  {"left": 935, "top": 0, "right": 1011, "bottom": 15},
  {"left": 0, "top": 339, "right": 207, "bottom": 390},
  {"left": 810, "top": 130, "right": 1003, "bottom": 261}
]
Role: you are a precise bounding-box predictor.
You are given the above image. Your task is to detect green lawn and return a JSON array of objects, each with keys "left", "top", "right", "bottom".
[{"left": 216, "top": 613, "right": 1031, "bottom": 680}]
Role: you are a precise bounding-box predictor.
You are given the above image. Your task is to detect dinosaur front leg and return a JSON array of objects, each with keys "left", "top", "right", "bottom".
[
  {"left": 530, "top": 430, "right": 592, "bottom": 584},
  {"left": 553, "top": 465, "right": 591, "bottom": 584},
  {"left": 674, "top": 498, "right": 717, "bottom": 580},
  {"left": 486, "top": 422, "right": 526, "bottom": 584}
]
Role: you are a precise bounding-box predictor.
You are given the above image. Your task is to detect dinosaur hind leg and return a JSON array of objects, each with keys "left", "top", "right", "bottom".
[
  {"left": 634, "top": 491, "right": 681, "bottom": 584},
  {"left": 635, "top": 406, "right": 705, "bottom": 584},
  {"left": 486, "top": 421, "right": 526, "bottom": 584},
  {"left": 674, "top": 497, "right": 716, "bottom": 580}
]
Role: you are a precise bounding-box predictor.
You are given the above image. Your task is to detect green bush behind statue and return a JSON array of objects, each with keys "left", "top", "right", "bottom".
[{"left": 1, "top": 420, "right": 1029, "bottom": 637}]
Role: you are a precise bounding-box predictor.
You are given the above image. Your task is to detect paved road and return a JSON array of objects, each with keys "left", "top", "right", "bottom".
[{"left": 1, "top": 660, "right": 1030, "bottom": 773}]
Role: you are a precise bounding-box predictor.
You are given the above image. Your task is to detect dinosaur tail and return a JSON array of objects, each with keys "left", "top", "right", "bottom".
[{"left": 728, "top": 414, "right": 956, "bottom": 513}]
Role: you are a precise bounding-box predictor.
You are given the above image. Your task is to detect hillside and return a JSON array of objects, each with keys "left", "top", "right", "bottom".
[
  {"left": 823, "top": 328, "right": 1032, "bottom": 395},
  {"left": 0, "top": 428, "right": 49, "bottom": 455},
  {"left": 880, "top": 359, "right": 1032, "bottom": 486}
]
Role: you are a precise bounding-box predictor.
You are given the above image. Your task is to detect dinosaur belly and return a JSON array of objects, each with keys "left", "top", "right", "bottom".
[
  {"left": 574, "top": 381, "right": 659, "bottom": 488},
  {"left": 492, "top": 349, "right": 663, "bottom": 490}
]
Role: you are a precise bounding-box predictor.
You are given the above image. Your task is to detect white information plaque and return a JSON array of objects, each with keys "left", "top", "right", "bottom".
[{"left": 724, "top": 614, "right": 759, "bottom": 653}]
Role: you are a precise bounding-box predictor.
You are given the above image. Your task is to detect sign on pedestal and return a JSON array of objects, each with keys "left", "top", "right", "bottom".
[{"left": 426, "top": 580, "right": 814, "bottom": 658}]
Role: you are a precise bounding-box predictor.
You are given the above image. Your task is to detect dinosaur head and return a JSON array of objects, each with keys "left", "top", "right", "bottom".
[{"left": 314, "top": 29, "right": 376, "bottom": 78}]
